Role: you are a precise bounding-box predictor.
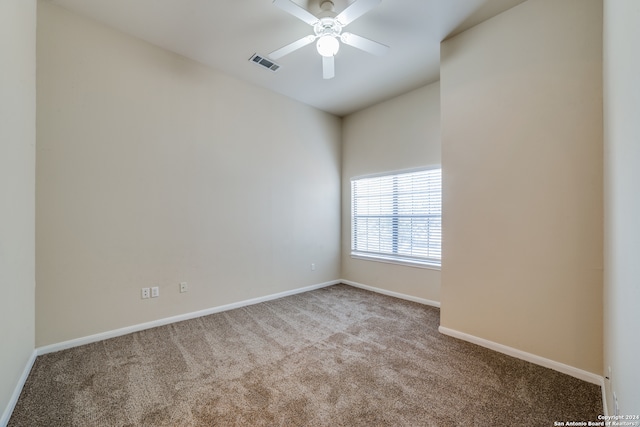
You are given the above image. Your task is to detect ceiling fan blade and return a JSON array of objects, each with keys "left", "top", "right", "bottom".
[
  {"left": 322, "top": 55, "right": 335, "bottom": 79},
  {"left": 273, "top": 0, "right": 319, "bottom": 26},
  {"left": 268, "top": 35, "right": 316, "bottom": 60},
  {"left": 335, "top": 0, "right": 381, "bottom": 26},
  {"left": 341, "top": 32, "right": 389, "bottom": 56}
]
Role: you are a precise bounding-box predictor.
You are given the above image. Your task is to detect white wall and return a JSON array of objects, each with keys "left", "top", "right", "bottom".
[
  {"left": 36, "top": 2, "right": 341, "bottom": 347},
  {"left": 0, "top": 0, "right": 36, "bottom": 423},
  {"left": 440, "top": 0, "right": 603, "bottom": 375},
  {"left": 341, "top": 82, "right": 441, "bottom": 302},
  {"left": 603, "top": 0, "right": 640, "bottom": 415}
]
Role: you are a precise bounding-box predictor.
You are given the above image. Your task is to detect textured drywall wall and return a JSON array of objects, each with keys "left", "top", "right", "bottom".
[
  {"left": 603, "top": 0, "right": 640, "bottom": 415},
  {"left": 36, "top": 2, "right": 341, "bottom": 347},
  {"left": 440, "top": 0, "right": 603, "bottom": 374},
  {"left": 0, "top": 0, "right": 36, "bottom": 422}
]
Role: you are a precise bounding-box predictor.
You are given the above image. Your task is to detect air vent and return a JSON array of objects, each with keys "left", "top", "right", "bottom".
[{"left": 249, "top": 54, "right": 281, "bottom": 72}]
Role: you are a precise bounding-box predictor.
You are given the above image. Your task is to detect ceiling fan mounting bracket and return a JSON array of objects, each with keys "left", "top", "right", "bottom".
[
  {"left": 318, "top": 0, "right": 336, "bottom": 17},
  {"left": 319, "top": 0, "right": 335, "bottom": 11}
]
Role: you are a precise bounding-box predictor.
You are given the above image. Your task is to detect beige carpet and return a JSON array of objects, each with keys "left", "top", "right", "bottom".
[{"left": 10, "top": 284, "right": 602, "bottom": 426}]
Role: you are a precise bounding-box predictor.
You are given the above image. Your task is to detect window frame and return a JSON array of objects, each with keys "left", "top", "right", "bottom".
[{"left": 350, "top": 166, "right": 442, "bottom": 270}]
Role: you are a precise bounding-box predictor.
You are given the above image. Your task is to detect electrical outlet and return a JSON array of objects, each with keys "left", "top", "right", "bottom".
[
  {"left": 180, "top": 282, "right": 188, "bottom": 293},
  {"left": 141, "top": 288, "right": 150, "bottom": 299},
  {"left": 151, "top": 286, "right": 159, "bottom": 298}
]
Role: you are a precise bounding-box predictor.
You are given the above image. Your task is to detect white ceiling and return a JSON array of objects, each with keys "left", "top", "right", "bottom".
[{"left": 48, "top": 0, "right": 525, "bottom": 116}]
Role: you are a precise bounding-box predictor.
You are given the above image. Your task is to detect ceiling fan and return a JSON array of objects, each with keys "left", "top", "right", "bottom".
[{"left": 268, "top": 0, "right": 389, "bottom": 79}]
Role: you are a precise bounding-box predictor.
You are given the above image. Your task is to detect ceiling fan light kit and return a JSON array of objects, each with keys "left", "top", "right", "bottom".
[
  {"left": 317, "top": 35, "right": 340, "bottom": 57},
  {"left": 269, "top": 0, "right": 389, "bottom": 79}
]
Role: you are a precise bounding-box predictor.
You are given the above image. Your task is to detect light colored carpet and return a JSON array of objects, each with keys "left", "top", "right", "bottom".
[{"left": 9, "top": 284, "right": 602, "bottom": 426}]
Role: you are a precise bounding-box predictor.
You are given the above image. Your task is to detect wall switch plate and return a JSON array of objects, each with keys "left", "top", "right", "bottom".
[
  {"left": 180, "top": 282, "right": 188, "bottom": 293},
  {"left": 151, "top": 286, "right": 159, "bottom": 298},
  {"left": 311, "top": 263, "right": 316, "bottom": 271},
  {"left": 141, "top": 288, "right": 150, "bottom": 299}
]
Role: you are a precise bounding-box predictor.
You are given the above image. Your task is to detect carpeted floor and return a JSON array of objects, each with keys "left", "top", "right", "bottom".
[{"left": 9, "top": 284, "right": 602, "bottom": 426}]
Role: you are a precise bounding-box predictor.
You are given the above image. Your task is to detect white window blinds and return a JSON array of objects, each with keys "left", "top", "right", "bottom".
[{"left": 351, "top": 167, "right": 442, "bottom": 266}]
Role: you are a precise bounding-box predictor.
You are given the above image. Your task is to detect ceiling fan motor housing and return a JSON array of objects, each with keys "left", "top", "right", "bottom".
[{"left": 314, "top": 18, "right": 341, "bottom": 38}]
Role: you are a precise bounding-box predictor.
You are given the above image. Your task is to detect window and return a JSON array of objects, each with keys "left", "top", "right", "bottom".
[{"left": 351, "top": 167, "right": 441, "bottom": 268}]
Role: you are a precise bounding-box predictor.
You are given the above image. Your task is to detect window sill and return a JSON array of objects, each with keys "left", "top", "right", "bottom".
[{"left": 350, "top": 253, "right": 441, "bottom": 271}]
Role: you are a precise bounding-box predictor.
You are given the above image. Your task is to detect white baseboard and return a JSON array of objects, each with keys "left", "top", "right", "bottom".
[
  {"left": 341, "top": 279, "right": 440, "bottom": 308},
  {"left": 37, "top": 280, "right": 340, "bottom": 356},
  {"left": 1, "top": 349, "right": 37, "bottom": 427},
  {"left": 438, "top": 326, "right": 603, "bottom": 385},
  {"left": 37, "top": 279, "right": 435, "bottom": 356}
]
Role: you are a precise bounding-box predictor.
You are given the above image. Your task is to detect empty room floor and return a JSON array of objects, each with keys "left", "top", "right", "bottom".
[{"left": 9, "top": 285, "right": 602, "bottom": 426}]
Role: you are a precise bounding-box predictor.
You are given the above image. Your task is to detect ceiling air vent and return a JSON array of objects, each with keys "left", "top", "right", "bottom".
[{"left": 249, "top": 53, "right": 281, "bottom": 72}]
